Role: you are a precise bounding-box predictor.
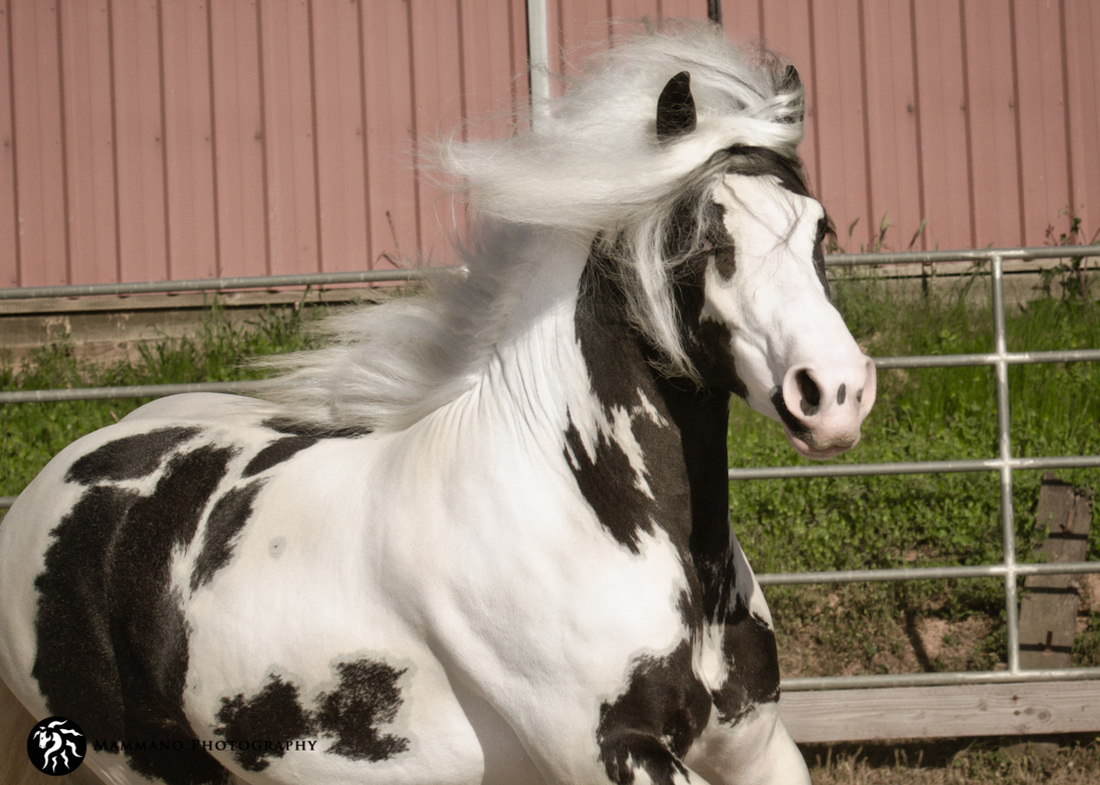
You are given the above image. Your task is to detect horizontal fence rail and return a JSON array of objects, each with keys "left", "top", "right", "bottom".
[
  {"left": 0, "top": 268, "right": 446, "bottom": 300},
  {"left": 2, "top": 246, "right": 1099, "bottom": 697}
]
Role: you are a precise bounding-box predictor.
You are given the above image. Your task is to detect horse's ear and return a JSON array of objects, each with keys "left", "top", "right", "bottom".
[
  {"left": 779, "top": 64, "right": 801, "bottom": 94},
  {"left": 656, "top": 71, "right": 696, "bottom": 143},
  {"left": 777, "top": 64, "right": 804, "bottom": 124}
]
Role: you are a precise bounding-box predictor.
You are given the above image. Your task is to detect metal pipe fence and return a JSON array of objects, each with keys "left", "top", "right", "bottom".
[{"left": 2, "top": 246, "right": 1099, "bottom": 692}]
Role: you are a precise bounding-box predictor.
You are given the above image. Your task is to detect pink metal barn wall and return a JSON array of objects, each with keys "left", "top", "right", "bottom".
[
  {"left": 712, "top": 0, "right": 1100, "bottom": 254},
  {"left": 0, "top": 0, "right": 528, "bottom": 288},
  {"left": 2, "top": 1, "right": 1099, "bottom": 289}
]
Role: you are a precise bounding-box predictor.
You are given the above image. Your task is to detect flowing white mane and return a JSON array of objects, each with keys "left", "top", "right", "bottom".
[
  {"left": 259, "top": 22, "right": 806, "bottom": 431},
  {"left": 444, "top": 22, "right": 804, "bottom": 232}
]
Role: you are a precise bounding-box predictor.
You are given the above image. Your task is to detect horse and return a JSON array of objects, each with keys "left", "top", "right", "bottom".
[{"left": 0, "top": 23, "right": 875, "bottom": 785}]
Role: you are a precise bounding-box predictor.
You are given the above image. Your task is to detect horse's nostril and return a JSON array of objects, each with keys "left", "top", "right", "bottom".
[
  {"left": 796, "top": 369, "right": 820, "bottom": 416},
  {"left": 856, "top": 387, "right": 864, "bottom": 404},
  {"left": 837, "top": 383, "right": 847, "bottom": 405}
]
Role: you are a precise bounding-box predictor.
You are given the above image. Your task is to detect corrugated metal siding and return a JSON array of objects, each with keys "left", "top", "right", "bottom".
[
  {"left": 3, "top": 1, "right": 1099, "bottom": 288},
  {"left": 707, "top": 0, "right": 1099, "bottom": 252},
  {"left": 1, "top": 0, "right": 527, "bottom": 287}
]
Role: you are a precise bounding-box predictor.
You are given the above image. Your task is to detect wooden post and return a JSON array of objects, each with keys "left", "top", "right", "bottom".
[{"left": 1018, "top": 474, "right": 1093, "bottom": 669}]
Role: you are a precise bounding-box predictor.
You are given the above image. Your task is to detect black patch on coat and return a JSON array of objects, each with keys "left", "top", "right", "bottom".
[
  {"left": 712, "top": 244, "right": 737, "bottom": 280},
  {"left": 660, "top": 374, "right": 783, "bottom": 720},
  {"left": 64, "top": 426, "right": 200, "bottom": 485},
  {"left": 695, "top": 319, "right": 748, "bottom": 400},
  {"left": 562, "top": 419, "right": 656, "bottom": 555},
  {"left": 656, "top": 382, "right": 737, "bottom": 623},
  {"left": 213, "top": 659, "right": 409, "bottom": 770},
  {"left": 108, "top": 445, "right": 238, "bottom": 785},
  {"left": 722, "top": 145, "right": 812, "bottom": 198},
  {"left": 315, "top": 659, "right": 410, "bottom": 762},
  {"left": 570, "top": 232, "right": 738, "bottom": 609},
  {"left": 190, "top": 480, "right": 265, "bottom": 591},
  {"left": 215, "top": 675, "right": 314, "bottom": 772},
  {"left": 663, "top": 202, "right": 749, "bottom": 399},
  {"left": 596, "top": 640, "right": 711, "bottom": 784},
  {"left": 568, "top": 250, "right": 697, "bottom": 558},
  {"left": 32, "top": 487, "right": 137, "bottom": 743},
  {"left": 243, "top": 435, "right": 319, "bottom": 477},
  {"left": 34, "top": 442, "right": 238, "bottom": 785},
  {"left": 261, "top": 417, "right": 372, "bottom": 440},
  {"left": 813, "top": 216, "right": 832, "bottom": 298},
  {"left": 713, "top": 604, "right": 781, "bottom": 724}
]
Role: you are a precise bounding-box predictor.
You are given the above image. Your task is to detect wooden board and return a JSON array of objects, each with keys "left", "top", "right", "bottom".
[
  {"left": 1019, "top": 477, "right": 1092, "bottom": 670},
  {"left": 779, "top": 681, "right": 1100, "bottom": 743}
]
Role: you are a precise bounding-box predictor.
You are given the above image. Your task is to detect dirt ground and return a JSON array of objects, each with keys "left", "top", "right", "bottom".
[
  {"left": 802, "top": 736, "right": 1100, "bottom": 784},
  {"left": 779, "top": 579, "right": 1100, "bottom": 782}
]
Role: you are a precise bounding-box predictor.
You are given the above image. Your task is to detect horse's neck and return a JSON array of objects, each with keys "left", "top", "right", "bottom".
[
  {"left": 565, "top": 257, "right": 735, "bottom": 614},
  {"left": 465, "top": 240, "right": 737, "bottom": 619}
]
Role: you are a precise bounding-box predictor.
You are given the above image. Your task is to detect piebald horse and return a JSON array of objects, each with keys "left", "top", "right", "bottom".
[{"left": 0, "top": 24, "right": 874, "bottom": 785}]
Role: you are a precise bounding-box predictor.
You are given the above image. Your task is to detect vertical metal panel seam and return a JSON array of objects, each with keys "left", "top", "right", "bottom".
[
  {"left": 154, "top": 0, "right": 172, "bottom": 278},
  {"left": 1057, "top": 0, "right": 1074, "bottom": 220},
  {"left": 53, "top": 1, "right": 72, "bottom": 284},
  {"left": 957, "top": 0, "right": 977, "bottom": 248},
  {"left": 404, "top": 0, "right": 422, "bottom": 252},
  {"left": 804, "top": 0, "right": 822, "bottom": 196},
  {"left": 907, "top": 0, "right": 926, "bottom": 251},
  {"left": 204, "top": 0, "right": 222, "bottom": 278},
  {"left": 3, "top": 0, "right": 18, "bottom": 284},
  {"left": 355, "top": 0, "right": 371, "bottom": 268},
  {"left": 106, "top": 0, "right": 122, "bottom": 283},
  {"left": 554, "top": 0, "right": 564, "bottom": 69},
  {"left": 1007, "top": 0, "right": 1026, "bottom": 245},
  {"left": 254, "top": 0, "right": 272, "bottom": 276},
  {"left": 856, "top": 0, "right": 874, "bottom": 248},
  {"left": 456, "top": 0, "right": 468, "bottom": 141},
  {"left": 507, "top": 0, "right": 519, "bottom": 120},
  {"left": 306, "top": 0, "right": 323, "bottom": 271}
]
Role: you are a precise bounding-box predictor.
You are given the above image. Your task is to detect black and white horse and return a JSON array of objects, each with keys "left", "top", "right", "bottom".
[{"left": 0, "top": 24, "right": 874, "bottom": 785}]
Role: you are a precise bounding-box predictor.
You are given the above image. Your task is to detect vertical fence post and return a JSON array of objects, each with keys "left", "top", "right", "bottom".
[
  {"left": 526, "top": 0, "right": 550, "bottom": 127},
  {"left": 991, "top": 253, "right": 1021, "bottom": 674}
]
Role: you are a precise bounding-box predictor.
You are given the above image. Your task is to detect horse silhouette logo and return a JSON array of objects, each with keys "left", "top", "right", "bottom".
[{"left": 26, "top": 716, "right": 86, "bottom": 775}]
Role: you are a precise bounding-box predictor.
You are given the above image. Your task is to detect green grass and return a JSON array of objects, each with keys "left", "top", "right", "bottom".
[{"left": 0, "top": 302, "right": 322, "bottom": 501}]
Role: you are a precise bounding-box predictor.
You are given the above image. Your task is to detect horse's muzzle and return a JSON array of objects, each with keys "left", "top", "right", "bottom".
[{"left": 772, "top": 357, "right": 877, "bottom": 460}]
